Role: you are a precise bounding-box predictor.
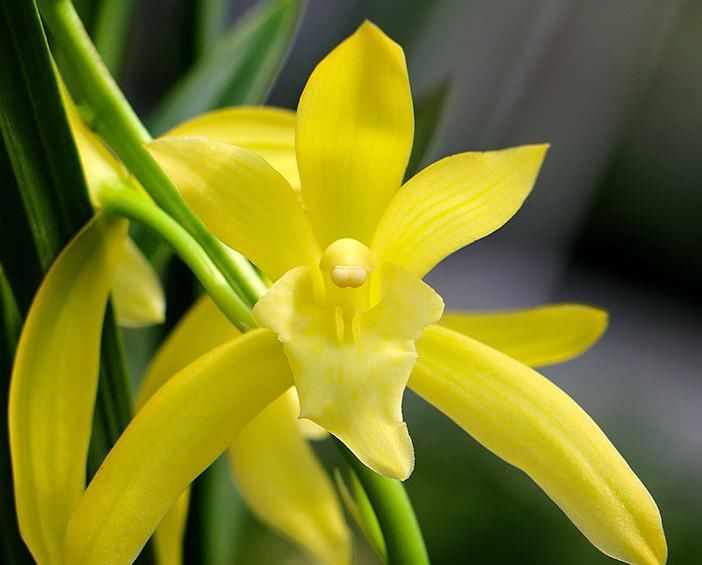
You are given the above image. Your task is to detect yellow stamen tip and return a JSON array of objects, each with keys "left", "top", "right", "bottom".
[
  {"left": 320, "top": 238, "right": 375, "bottom": 288},
  {"left": 331, "top": 266, "right": 368, "bottom": 288}
]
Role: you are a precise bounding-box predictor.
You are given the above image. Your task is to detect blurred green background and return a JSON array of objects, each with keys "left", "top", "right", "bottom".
[{"left": 76, "top": 0, "right": 702, "bottom": 563}]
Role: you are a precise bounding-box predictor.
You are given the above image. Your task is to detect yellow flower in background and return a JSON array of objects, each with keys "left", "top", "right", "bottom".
[
  {"left": 9, "top": 20, "right": 667, "bottom": 565},
  {"left": 60, "top": 84, "right": 165, "bottom": 327}
]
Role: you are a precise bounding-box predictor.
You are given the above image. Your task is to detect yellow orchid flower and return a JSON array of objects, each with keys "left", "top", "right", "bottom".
[
  {"left": 13, "top": 20, "right": 666, "bottom": 565},
  {"left": 138, "top": 21, "right": 666, "bottom": 565},
  {"left": 60, "top": 83, "right": 165, "bottom": 327}
]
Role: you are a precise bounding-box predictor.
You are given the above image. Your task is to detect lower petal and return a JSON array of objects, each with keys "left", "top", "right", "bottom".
[
  {"left": 64, "top": 329, "right": 293, "bottom": 565},
  {"left": 153, "top": 491, "right": 189, "bottom": 565},
  {"left": 229, "top": 388, "right": 351, "bottom": 565},
  {"left": 409, "top": 325, "right": 666, "bottom": 565}
]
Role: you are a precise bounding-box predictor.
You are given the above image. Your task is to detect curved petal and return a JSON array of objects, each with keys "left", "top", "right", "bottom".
[
  {"left": 112, "top": 238, "right": 165, "bottom": 327},
  {"left": 254, "top": 263, "right": 444, "bottom": 480},
  {"left": 439, "top": 304, "right": 608, "bottom": 367},
  {"left": 372, "top": 145, "right": 548, "bottom": 277},
  {"left": 138, "top": 295, "right": 339, "bottom": 564},
  {"left": 165, "top": 106, "right": 299, "bottom": 190},
  {"left": 138, "top": 293, "right": 325, "bottom": 434},
  {"left": 153, "top": 490, "right": 189, "bottom": 565},
  {"left": 59, "top": 79, "right": 134, "bottom": 203},
  {"left": 147, "top": 137, "right": 319, "bottom": 280},
  {"left": 136, "top": 294, "right": 238, "bottom": 565},
  {"left": 296, "top": 21, "right": 414, "bottom": 247},
  {"left": 8, "top": 215, "right": 127, "bottom": 564},
  {"left": 137, "top": 294, "right": 239, "bottom": 409},
  {"left": 64, "top": 329, "right": 293, "bottom": 565},
  {"left": 410, "top": 325, "right": 667, "bottom": 565},
  {"left": 229, "top": 388, "right": 351, "bottom": 565}
]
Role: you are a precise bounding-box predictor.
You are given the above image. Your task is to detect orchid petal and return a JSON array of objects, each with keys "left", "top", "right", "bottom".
[
  {"left": 410, "top": 325, "right": 667, "bottom": 565},
  {"left": 8, "top": 215, "right": 127, "bottom": 564},
  {"left": 372, "top": 145, "right": 548, "bottom": 277},
  {"left": 254, "top": 263, "right": 444, "bottom": 480},
  {"left": 439, "top": 304, "right": 607, "bottom": 367},
  {"left": 165, "top": 106, "right": 299, "bottom": 190},
  {"left": 147, "top": 137, "right": 319, "bottom": 280},
  {"left": 59, "top": 79, "right": 134, "bottom": 203},
  {"left": 229, "top": 388, "right": 351, "bottom": 565},
  {"left": 296, "top": 21, "right": 414, "bottom": 247},
  {"left": 64, "top": 329, "right": 293, "bottom": 565},
  {"left": 136, "top": 294, "right": 237, "bottom": 565},
  {"left": 138, "top": 296, "right": 344, "bottom": 565},
  {"left": 112, "top": 238, "right": 165, "bottom": 327},
  {"left": 153, "top": 491, "right": 189, "bottom": 565},
  {"left": 136, "top": 294, "right": 238, "bottom": 409}
]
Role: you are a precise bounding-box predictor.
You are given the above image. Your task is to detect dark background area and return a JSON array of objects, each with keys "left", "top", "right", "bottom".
[{"left": 107, "top": 0, "right": 702, "bottom": 563}]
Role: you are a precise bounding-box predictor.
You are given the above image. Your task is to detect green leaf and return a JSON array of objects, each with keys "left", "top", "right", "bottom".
[
  {"left": 0, "top": 272, "right": 33, "bottom": 564},
  {"left": 149, "top": 0, "right": 306, "bottom": 135},
  {"left": 406, "top": 77, "right": 451, "bottom": 180},
  {"left": 0, "top": 3, "right": 141, "bottom": 557},
  {"left": 0, "top": 1, "right": 93, "bottom": 295},
  {"left": 195, "top": 0, "right": 231, "bottom": 57},
  {"left": 184, "top": 456, "right": 248, "bottom": 565},
  {"left": 92, "top": 0, "right": 137, "bottom": 77}
]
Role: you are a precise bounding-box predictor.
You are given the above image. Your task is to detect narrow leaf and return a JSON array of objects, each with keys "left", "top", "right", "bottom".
[
  {"left": 93, "top": 0, "right": 137, "bottom": 77},
  {"left": 195, "top": 0, "right": 230, "bottom": 57},
  {"left": 184, "top": 456, "right": 248, "bottom": 565},
  {"left": 0, "top": 272, "right": 33, "bottom": 564},
  {"left": 149, "top": 0, "right": 306, "bottom": 134},
  {"left": 406, "top": 77, "right": 451, "bottom": 179},
  {"left": 0, "top": 0, "right": 92, "bottom": 293}
]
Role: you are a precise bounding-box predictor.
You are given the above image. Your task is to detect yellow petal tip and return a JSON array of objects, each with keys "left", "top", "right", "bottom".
[{"left": 328, "top": 420, "right": 415, "bottom": 481}]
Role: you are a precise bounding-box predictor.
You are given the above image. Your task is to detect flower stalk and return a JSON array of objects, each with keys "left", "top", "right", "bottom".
[
  {"left": 98, "top": 185, "right": 255, "bottom": 331},
  {"left": 335, "top": 440, "right": 430, "bottom": 565},
  {"left": 37, "top": 0, "right": 265, "bottom": 308}
]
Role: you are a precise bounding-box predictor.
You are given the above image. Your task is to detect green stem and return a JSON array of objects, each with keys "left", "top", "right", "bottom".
[
  {"left": 335, "top": 440, "right": 430, "bottom": 565},
  {"left": 98, "top": 186, "right": 255, "bottom": 331},
  {"left": 37, "top": 0, "right": 266, "bottom": 307}
]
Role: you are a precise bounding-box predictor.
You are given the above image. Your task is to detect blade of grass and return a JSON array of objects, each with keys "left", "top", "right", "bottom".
[
  {"left": 0, "top": 272, "right": 33, "bottom": 564},
  {"left": 406, "top": 77, "right": 451, "bottom": 180},
  {"left": 149, "top": 0, "right": 305, "bottom": 134},
  {"left": 195, "top": 0, "right": 231, "bottom": 57},
  {"left": 92, "top": 0, "right": 137, "bottom": 77},
  {"left": 184, "top": 455, "right": 248, "bottom": 565}
]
